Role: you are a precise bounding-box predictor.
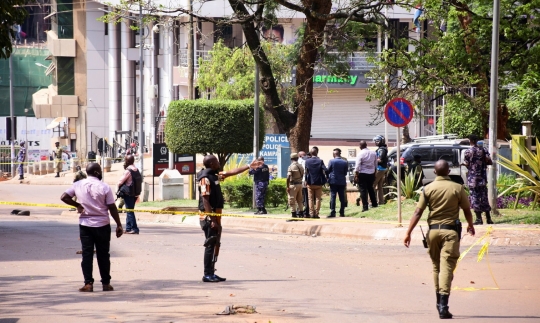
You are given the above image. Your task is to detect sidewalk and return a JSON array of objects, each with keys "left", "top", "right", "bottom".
[
  {"left": 4, "top": 157, "right": 154, "bottom": 186},
  {"left": 56, "top": 207, "right": 540, "bottom": 247}
]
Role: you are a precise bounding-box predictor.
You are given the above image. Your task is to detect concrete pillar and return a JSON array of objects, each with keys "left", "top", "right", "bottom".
[
  {"left": 109, "top": 22, "right": 122, "bottom": 142},
  {"left": 121, "top": 20, "right": 135, "bottom": 132},
  {"left": 144, "top": 24, "right": 154, "bottom": 150}
]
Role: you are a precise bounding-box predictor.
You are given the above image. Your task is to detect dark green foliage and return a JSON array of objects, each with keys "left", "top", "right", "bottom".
[
  {"left": 165, "top": 99, "right": 264, "bottom": 166},
  {"left": 0, "top": 0, "right": 29, "bottom": 59},
  {"left": 221, "top": 177, "right": 287, "bottom": 208}
]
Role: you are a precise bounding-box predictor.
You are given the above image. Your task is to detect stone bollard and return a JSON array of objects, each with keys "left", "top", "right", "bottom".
[
  {"left": 34, "top": 163, "right": 40, "bottom": 175},
  {"left": 72, "top": 158, "right": 80, "bottom": 173},
  {"left": 27, "top": 163, "right": 34, "bottom": 175},
  {"left": 159, "top": 169, "right": 184, "bottom": 200},
  {"left": 47, "top": 161, "right": 54, "bottom": 174},
  {"left": 104, "top": 157, "right": 113, "bottom": 172},
  {"left": 40, "top": 161, "right": 47, "bottom": 175}
]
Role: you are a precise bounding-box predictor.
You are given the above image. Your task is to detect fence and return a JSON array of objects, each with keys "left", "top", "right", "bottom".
[{"left": 0, "top": 145, "right": 21, "bottom": 175}]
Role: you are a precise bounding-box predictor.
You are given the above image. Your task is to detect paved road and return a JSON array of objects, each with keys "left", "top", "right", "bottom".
[{"left": 1, "top": 214, "right": 539, "bottom": 323}]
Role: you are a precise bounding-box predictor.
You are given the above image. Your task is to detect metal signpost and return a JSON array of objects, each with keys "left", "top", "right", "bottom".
[{"left": 384, "top": 98, "right": 414, "bottom": 225}]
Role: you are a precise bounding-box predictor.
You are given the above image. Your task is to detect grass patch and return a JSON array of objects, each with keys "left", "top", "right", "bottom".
[{"left": 139, "top": 195, "right": 540, "bottom": 225}]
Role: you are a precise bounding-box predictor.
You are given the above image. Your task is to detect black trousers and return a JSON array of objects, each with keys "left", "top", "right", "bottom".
[
  {"left": 358, "top": 173, "right": 377, "bottom": 210},
  {"left": 79, "top": 224, "right": 111, "bottom": 285},
  {"left": 200, "top": 218, "right": 219, "bottom": 276},
  {"left": 302, "top": 187, "right": 310, "bottom": 215},
  {"left": 329, "top": 184, "right": 346, "bottom": 215}
]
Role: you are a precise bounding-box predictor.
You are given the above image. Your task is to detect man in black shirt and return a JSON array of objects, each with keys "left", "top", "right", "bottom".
[
  {"left": 197, "top": 155, "right": 261, "bottom": 282},
  {"left": 249, "top": 157, "right": 270, "bottom": 214}
]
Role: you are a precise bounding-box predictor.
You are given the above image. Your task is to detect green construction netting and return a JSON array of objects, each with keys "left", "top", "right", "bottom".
[{"left": 0, "top": 48, "right": 52, "bottom": 117}]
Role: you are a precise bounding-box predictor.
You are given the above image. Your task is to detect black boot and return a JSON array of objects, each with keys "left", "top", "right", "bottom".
[
  {"left": 436, "top": 292, "right": 441, "bottom": 311},
  {"left": 254, "top": 207, "right": 261, "bottom": 215},
  {"left": 260, "top": 207, "right": 267, "bottom": 214},
  {"left": 19, "top": 175, "right": 24, "bottom": 180},
  {"left": 291, "top": 211, "right": 298, "bottom": 218},
  {"left": 298, "top": 211, "right": 304, "bottom": 218},
  {"left": 474, "top": 211, "right": 483, "bottom": 225},
  {"left": 438, "top": 294, "right": 453, "bottom": 319},
  {"left": 485, "top": 211, "right": 494, "bottom": 224},
  {"left": 55, "top": 172, "right": 60, "bottom": 178}
]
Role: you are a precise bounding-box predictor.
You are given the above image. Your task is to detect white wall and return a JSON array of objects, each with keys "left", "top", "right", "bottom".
[{"left": 86, "top": 1, "right": 110, "bottom": 150}]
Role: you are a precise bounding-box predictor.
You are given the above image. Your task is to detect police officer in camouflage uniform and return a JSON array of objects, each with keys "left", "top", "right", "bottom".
[
  {"left": 249, "top": 157, "right": 270, "bottom": 214},
  {"left": 404, "top": 160, "right": 475, "bottom": 319},
  {"left": 287, "top": 153, "right": 304, "bottom": 218}
]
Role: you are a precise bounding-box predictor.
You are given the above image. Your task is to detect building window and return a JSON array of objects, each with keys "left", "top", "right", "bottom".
[
  {"left": 56, "top": 57, "right": 75, "bottom": 95},
  {"left": 57, "top": 0, "right": 74, "bottom": 39}
]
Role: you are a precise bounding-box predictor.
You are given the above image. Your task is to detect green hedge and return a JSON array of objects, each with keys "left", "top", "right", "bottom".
[{"left": 221, "top": 177, "right": 287, "bottom": 208}]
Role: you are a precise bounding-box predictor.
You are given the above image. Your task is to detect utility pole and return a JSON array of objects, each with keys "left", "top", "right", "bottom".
[
  {"left": 9, "top": 53, "right": 15, "bottom": 178},
  {"left": 187, "top": 0, "right": 195, "bottom": 199},
  {"left": 252, "top": 31, "right": 260, "bottom": 209},
  {"left": 139, "top": 1, "right": 145, "bottom": 177},
  {"left": 487, "top": 0, "right": 501, "bottom": 215}
]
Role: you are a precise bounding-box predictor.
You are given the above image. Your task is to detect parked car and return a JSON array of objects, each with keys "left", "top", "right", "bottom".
[{"left": 388, "top": 143, "right": 470, "bottom": 185}]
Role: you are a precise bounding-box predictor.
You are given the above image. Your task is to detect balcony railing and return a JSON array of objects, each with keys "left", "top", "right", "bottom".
[{"left": 178, "top": 49, "right": 379, "bottom": 70}]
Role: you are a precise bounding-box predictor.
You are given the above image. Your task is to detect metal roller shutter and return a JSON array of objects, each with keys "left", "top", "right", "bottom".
[{"left": 311, "top": 88, "right": 397, "bottom": 140}]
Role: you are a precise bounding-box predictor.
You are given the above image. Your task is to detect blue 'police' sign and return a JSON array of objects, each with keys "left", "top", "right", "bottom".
[{"left": 238, "top": 134, "right": 289, "bottom": 165}]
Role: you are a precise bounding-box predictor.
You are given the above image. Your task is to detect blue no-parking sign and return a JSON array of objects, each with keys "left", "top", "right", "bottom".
[{"left": 384, "top": 98, "right": 414, "bottom": 127}]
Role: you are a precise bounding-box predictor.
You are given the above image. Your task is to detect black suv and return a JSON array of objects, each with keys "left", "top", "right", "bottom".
[{"left": 388, "top": 143, "right": 470, "bottom": 185}]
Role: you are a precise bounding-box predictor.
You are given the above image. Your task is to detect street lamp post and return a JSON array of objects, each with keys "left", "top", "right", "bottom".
[
  {"left": 488, "top": 0, "right": 501, "bottom": 215},
  {"left": 138, "top": 2, "right": 145, "bottom": 177},
  {"left": 9, "top": 53, "right": 15, "bottom": 178}
]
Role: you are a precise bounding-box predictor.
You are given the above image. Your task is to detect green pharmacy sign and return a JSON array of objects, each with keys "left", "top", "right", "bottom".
[{"left": 313, "top": 74, "right": 358, "bottom": 86}]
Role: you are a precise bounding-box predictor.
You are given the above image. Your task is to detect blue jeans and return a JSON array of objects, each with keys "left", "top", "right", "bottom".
[
  {"left": 329, "top": 184, "right": 346, "bottom": 216},
  {"left": 123, "top": 195, "right": 139, "bottom": 233}
]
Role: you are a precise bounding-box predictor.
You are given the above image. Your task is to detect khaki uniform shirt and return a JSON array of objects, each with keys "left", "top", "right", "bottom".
[
  {"left": 417, "top": 176, "right": 470, "bottom": 226},
  {"left": 287, "top": 161, "right": 304, "bottom": 184},
  {"left": 55, "top": 147, "right": 63, "bottom": 160}
]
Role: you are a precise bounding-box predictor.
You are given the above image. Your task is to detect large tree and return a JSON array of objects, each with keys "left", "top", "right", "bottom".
[
  {"left": 0, "top": 0, "right": 29, "bottom": 59},
  {"left": 367, "top": 0, "right": 540, "bottom": 139},
  {"left": 104, "top": 0, "right": 407, "bottom": 152}
]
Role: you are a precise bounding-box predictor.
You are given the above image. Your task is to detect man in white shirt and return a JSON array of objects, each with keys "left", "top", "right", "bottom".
[
  {"left": 298, "top": 150, "right": 309, "bottom": 216},
  {"left": 354, "top": 140, "right": 378, "bottom": 212}
]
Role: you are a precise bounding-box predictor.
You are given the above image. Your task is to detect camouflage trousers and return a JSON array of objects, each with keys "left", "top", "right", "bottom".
[{"left": 255, "top": 181, "right": 269, "bottom": 208}]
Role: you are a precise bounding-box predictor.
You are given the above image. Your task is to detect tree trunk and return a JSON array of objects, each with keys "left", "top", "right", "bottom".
[{"left": 288, "top": 0, "right": 332, "bottom": 152}]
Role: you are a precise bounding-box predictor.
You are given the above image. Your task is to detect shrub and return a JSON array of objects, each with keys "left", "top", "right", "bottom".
[
  {"left": 220, "top": 177, "right": 287, "bottom": 208},
  {"left": 499, "top": 137, "right": 540, "bottom": 200}
]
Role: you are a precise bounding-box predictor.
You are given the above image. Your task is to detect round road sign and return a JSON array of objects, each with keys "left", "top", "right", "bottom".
[{"left": 384, "top": 98, "right": 414, "bottom": 127}]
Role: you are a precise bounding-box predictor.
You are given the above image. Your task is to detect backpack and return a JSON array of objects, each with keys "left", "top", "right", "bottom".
[{"left": 128, "top": 169, "right": 143, "bottom": 196}]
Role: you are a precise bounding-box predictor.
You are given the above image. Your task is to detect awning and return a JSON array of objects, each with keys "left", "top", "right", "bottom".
[{"left": 46, "top": 117, "right": 65, "bottom": 129}]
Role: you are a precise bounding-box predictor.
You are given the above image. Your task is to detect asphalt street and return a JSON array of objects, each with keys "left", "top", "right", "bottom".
[{"left": 1, "top": 212, "right": 540, "bottom": 323}]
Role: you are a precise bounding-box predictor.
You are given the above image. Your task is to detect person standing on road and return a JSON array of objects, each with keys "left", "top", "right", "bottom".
[
  {"left": 404, "top": 160, "right": 475, "bottom": 319},
  {"left": 54, "top": 142, "right": 63, "bottom": 178},
  {"left": 17, "top": 141, "right": 26, "bottom": 180},
  {"left": 118, "top": 156, "right": 140, "bottom": 234},
  {"left": 298, "top": 151, "right": 309, "bottom": 216},
  {"left": 304, "top": 148, "right": 327, "bottom": 219},
  {"left": 286, "top": 153, "right": 305, "bottom": 218},
  {"left": 249, "top": 157, "right": 270, "bottom": 214},
  {"left": 463, "top": 134, "right": 493, "bottom": 225},
  {"left": 60, "top": 162, "right": 124, "bottom": 292},
  {"left": 327, "top": 148, "right": 348, "bottom": 218},
  {"left": 354, "top": 141, "right": 378, "bottom": 212},
  {"left": 373, "top": 135, "right": 388, "bottom": 205},
  {"left": 198, "top": 155, "right": 261, "bottom": 283}
]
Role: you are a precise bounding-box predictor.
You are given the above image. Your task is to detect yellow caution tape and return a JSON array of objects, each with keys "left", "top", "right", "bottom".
[
  {"left": 0, "top": 201, "right": 405, "bottom": 224},
  {"left": 453, "top": 226, "right": 500, "bottom": 291}
]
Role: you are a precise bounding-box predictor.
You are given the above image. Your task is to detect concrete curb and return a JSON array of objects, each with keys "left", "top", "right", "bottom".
[{"left": 56, "top": 210, "right": 540, "bottom": 246}]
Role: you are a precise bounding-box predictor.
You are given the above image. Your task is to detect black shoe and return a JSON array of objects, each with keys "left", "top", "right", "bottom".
[
  {"left": 214, "top": 274, "right": 226, "bottom": 282},
  {"left": 260, "top": 208, "right": 267, "bottom": 214},
  {"left": 339, "top": 213, "right": 345, "bottom": 217},
  {"left": 356, "top": 198, "right": 360, "bottom": 206},
  {"left": 298, "top": 211, "right": 304, "bottom": 218},
  {"left": 304, "top": 214, "right": 311, "bottom": 218},
  {"left": 474, "top": 212, "right": 483, "bottom": 225},
  {"left": 312, "top": 215, "right": 320, "bottom": 219},
  {"left": 202, "top": 275, "right": 220, "bottom": 282},
  {"left": 254, "top": 207, "right": 261, "bottom": 215},
  {"left": 18, "top": 176, "right": 24, "bottom": 180},
  {"left": 55, "top": 174, "right": 60, "bottom": 178},
  {"left": 361, "top": 208, "right": 369, "bottom": 212},
  {"left": 485, "top": 212, "right": 494, "bottom": 224},
  {"left": 291, "top": 211, "right": 298, "bottom": 218},
  {"left": 438, "top": 294, "right": 453, "bottom": 319},
  {"left": 371, "top": 204, "right": 378, "bottom": 208},
  {"left": 327, "top": 214, "right": 336, "bottom": 218}
]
